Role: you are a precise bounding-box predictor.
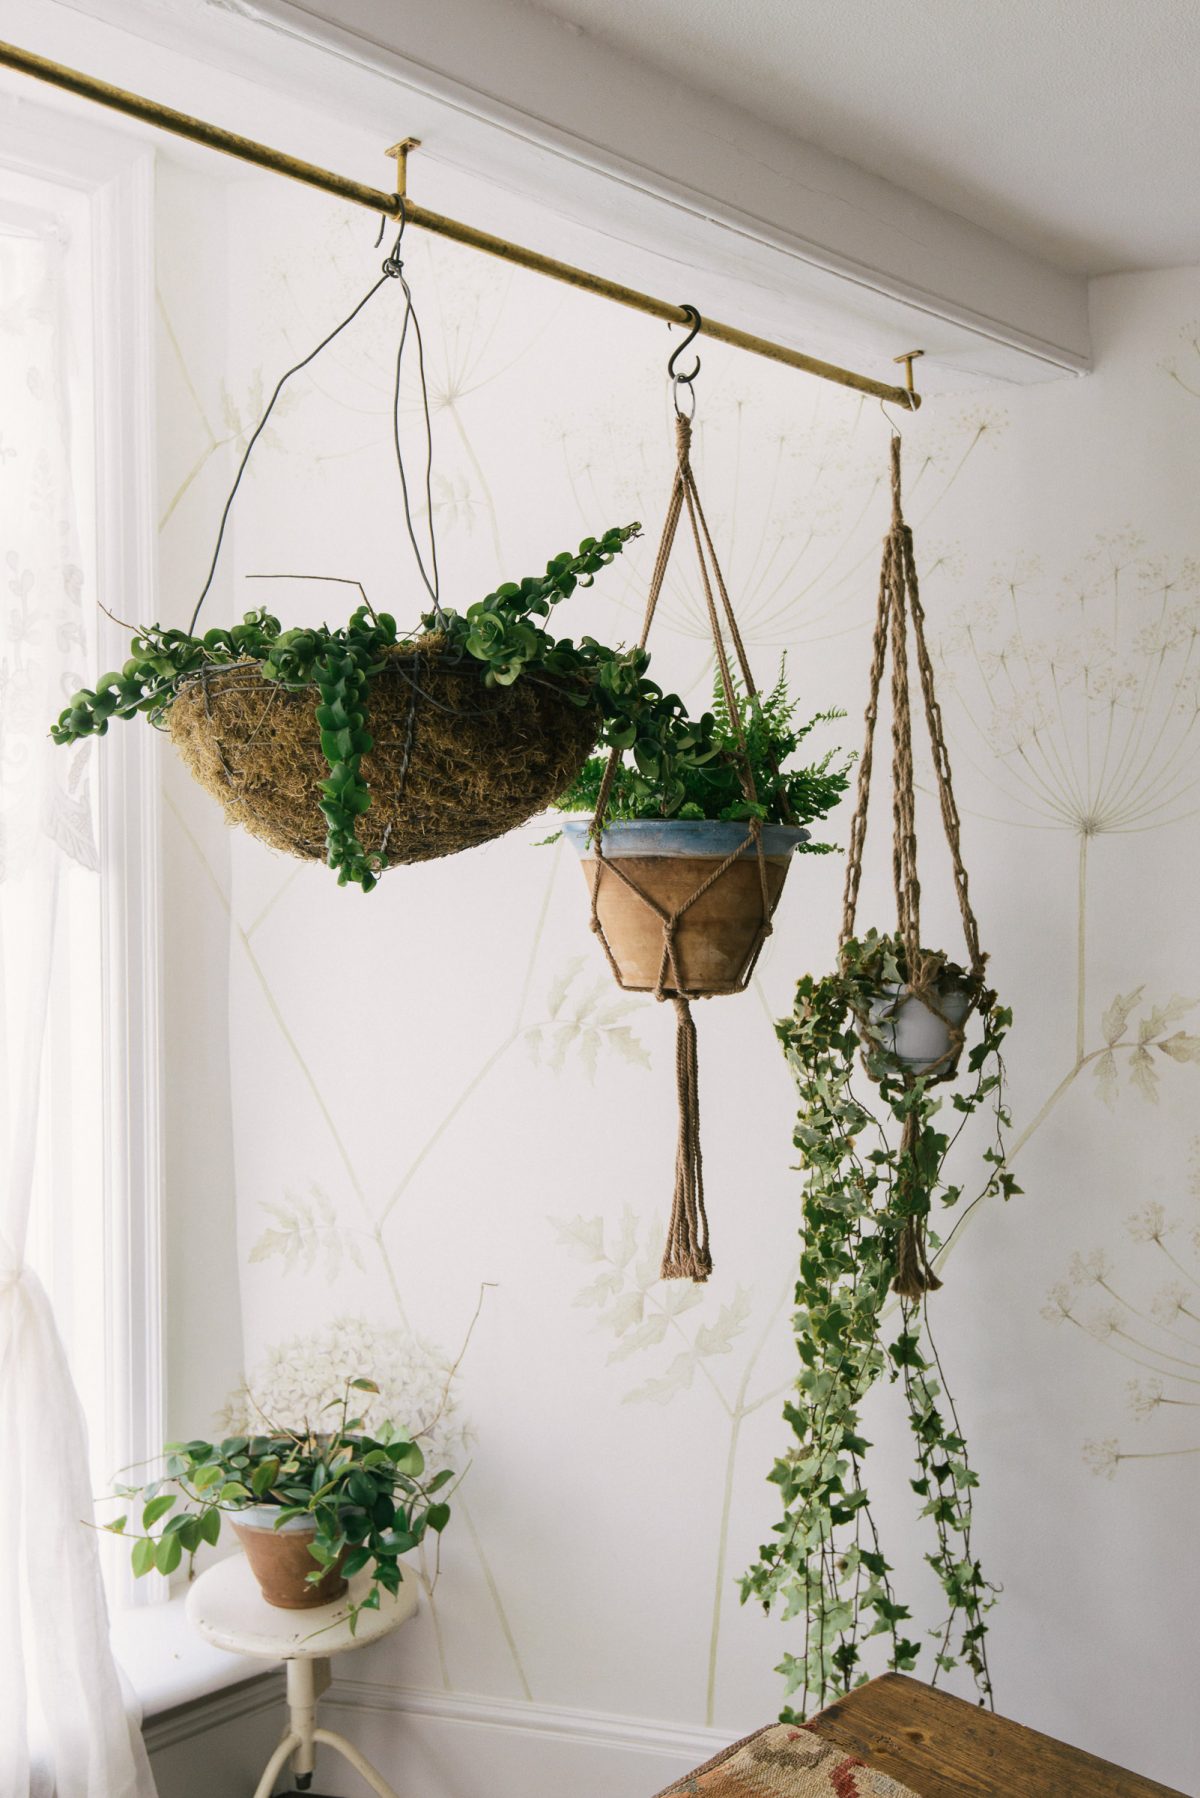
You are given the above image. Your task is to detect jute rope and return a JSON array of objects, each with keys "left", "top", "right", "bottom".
[
  {"left": 840, "top": 435, "right": 988, "bottom": 1299},
  {"left": 589, "top": 413, "right": 785, "bottom": 1282}
]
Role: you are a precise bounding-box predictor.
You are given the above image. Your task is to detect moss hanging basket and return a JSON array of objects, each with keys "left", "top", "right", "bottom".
[
  {"left": 562, "top": 819, "right": 809, "bottom": 993},
  {"left": 52, "top": 524, "right": 788, "bottom": 891},
  {"left": 170, "top": 639, "right": 600, "bottom": 868},
  {"left": 51, "top": 251, "right": 718, "bottom": 888}
]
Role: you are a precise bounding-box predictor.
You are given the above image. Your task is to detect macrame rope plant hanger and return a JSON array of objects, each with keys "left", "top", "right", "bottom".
[
  {"left": 588, "top": 311, "right": 798, "bottom": 1283},
  {"left": 840, "top": 423, "right": 990, "bottom": 1300}
]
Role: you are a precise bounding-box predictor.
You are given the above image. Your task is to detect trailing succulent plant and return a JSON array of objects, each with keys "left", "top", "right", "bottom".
[
  {"left": 48, "top": 523, "right": 785, "bottom": 892},
  {"left": 742, "top": 930, "right": 1017, "bottom": 1720},
  {"left": 553, "top": 659, "right": 852, "bottom": 839}
]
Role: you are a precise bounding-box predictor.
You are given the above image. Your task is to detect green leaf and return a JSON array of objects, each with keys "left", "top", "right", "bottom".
[
  {"left": 348, "top": 1470, "right": 378, "bottom": 1509},
  {"left": 250, "top": 1457, "right": 281, "bottom": 1498},
  {"left": 131, "top": 1537, "right": 157, "bottom": 1578},
  {"left": 142, "top": 1494, "right": 176, "bottom": 1529},
  {"left": 155, "top": 1533, "right": 183, "bottom": 1576},
  {"left": 388, "top": 1441, "right": 425, "bottom": 1477}
]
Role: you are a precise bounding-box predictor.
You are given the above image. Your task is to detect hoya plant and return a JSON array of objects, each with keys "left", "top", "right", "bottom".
[
  {"left": 105, "top": 1377, "right": 452, "bottom": 1628},
  {"left": 742, "top": 932, "right": 1017, "bottom": 1718}
]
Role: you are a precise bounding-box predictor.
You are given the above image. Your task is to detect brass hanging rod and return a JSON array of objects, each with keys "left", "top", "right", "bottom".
[{"left": 0, "top": 37, "right": 921, "bottom": 409}]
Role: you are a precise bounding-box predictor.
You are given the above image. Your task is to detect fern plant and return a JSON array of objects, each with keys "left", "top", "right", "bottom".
[{"left": 553, "top": 659, "right": 851, "bottom": 843}]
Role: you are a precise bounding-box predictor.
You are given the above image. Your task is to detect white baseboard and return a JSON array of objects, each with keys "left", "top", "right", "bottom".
[
  {"left": 318, "top": 1681, "right": 735, "bottom": 1798},
  {"left": 146, "top": 1671, "right": 738, "bottom": 1798},
  {"left": 329, "top": 1678, "right": 732, "bottom": 1762},
  {"left": 144, "top": 1669, "right": 283, "bottom": 1752}
]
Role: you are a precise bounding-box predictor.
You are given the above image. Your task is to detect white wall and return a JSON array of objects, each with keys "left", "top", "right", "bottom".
[{"left": 151, "top": 153, "right": 1200, "bottom": 1795}]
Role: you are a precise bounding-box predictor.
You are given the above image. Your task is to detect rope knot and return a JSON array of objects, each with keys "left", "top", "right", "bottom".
[
  {"left": 674, "top": 412, "right": 693, "bottom": 460},
  {"left": 889, "top": 430, "right": 903, "bottom": 522},
  {"left": 382, "top": 254, "right": 405, "bottom": 279}
]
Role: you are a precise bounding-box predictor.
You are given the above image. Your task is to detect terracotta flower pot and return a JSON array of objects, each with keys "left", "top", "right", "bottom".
[
  {"left": 230, "top": 1507, "right": 349, "bottom": 1610},
  {"left": 563, "top": 820, "right": 809, "bottom": 995}
]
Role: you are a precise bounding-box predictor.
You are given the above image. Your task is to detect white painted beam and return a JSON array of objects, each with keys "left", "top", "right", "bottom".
[
  {"left": 235, "top": 0, "right": 1092, "bottom": 385},
  {"left": 16, "top": 0, "right": 1091, "bottom": 389}
]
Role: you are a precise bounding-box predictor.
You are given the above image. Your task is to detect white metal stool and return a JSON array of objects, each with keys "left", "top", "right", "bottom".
[{"left": 186, "top": 1552, "right": 418, "bottom": 1796}]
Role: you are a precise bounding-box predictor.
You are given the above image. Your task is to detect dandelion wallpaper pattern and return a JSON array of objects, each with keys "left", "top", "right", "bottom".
[{"left": 153, "top": 160, "right": 1198, "bottom": 1792}]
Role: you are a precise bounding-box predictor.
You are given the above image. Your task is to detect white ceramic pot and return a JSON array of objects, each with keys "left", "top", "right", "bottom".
[{"left": 866, "top": 982, "right": 972, "bottom": 1076}]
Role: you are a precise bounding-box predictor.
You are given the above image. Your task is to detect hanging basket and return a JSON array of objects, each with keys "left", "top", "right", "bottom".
[
  {"left": 563, "top": 820, "right": 808, "bottom": 993},
  {"left": 578, "top": 406, "right": 808, "bottom": 1284},
  {"left": 167, "top": 639, "right": 599, "bottom": 867},
  {"left": 835, "top": 434, "right": 995, "bottom": 1297}
]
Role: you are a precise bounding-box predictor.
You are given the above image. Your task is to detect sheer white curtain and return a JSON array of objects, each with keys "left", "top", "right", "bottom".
[{"left": 0, "top": 217, "right": 157, "bottom": 1797}]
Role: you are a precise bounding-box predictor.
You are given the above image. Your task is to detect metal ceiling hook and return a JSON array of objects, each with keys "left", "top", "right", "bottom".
[{"left": 667, "top": 304, "right": 702, "bottom": 386}]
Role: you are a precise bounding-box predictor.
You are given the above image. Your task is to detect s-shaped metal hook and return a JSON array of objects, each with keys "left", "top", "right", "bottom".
[{"left": 667, "top": 304, "right": 702, "bottom": 386}]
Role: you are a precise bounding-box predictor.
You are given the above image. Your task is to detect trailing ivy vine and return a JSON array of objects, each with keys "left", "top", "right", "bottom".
[{"left": 742, "top": 931, "right": 1018, "bottom": 1720}]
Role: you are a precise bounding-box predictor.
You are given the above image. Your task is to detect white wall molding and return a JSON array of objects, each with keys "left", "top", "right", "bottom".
[
  {"left": 92, "top": 143, "right": 167, "bottom": 1615},
  {"left": 326, "top": 1678, "right": 733, "bottom": 1764},
  {"left": 142, "top": 1672, "right": 728, "bottom": 1797},
  {"left": 143, "top": 1671, "right": 283, "bottom": 1753}
]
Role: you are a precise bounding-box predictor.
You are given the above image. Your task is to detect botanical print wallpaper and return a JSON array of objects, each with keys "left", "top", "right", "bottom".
[{"left": 154, "top": 160, "right": 1199, "bottom": 1791}]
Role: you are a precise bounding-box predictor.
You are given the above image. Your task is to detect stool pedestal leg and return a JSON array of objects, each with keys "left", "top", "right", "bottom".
[
  {"left": 312, "top": 1727, "right": 401, "bottom": 1798},
  {"left": 284, "top": 1656, "right": 329, "bottom": 1785},
  {"left": 254, "top": 1656, "right": 400, "bottom": 1797},
  {"left": 252, "top": 1729, "right": 303, "bottom": 1798}
]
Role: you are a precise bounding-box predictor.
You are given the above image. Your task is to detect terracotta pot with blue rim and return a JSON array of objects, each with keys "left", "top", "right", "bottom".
[
  {"left": 562, "top": 818, "right": 809, "bottom": 996},
  {"left": 230, "top": 1505, "right": 349, "bottom": 1610}
]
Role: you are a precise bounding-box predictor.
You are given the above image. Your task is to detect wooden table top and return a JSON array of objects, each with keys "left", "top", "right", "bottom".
[{"left": 807, "top": 1675, "right": 1188, "bottom": 1797}]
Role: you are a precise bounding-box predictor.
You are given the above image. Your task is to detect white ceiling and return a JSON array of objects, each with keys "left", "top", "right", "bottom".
[{"left": 527, "top": 0, "right": 1200, "bottom": 276}]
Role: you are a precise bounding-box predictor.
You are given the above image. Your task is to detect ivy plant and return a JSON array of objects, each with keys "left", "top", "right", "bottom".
[
  {"left": 552, "top": 659, "right": 852, "bottom": 841},
  {"left": 104, "top": 1377, "right": 452, "bottom": 1630},
  {"left": 742, "top": 930, "right": 1018, "bottom": 1719},
  {"left": 51, "top": 523, "right": 756, "bottom": 892}
]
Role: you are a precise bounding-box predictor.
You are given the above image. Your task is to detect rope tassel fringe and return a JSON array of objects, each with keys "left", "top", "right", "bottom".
[{"left": 659, "top": 998, "right": 711, "bottom": 1282}]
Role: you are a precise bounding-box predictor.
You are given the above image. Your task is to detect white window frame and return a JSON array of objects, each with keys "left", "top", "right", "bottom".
[{"left": 0, "top": 102, "right": 164, "bottom": 1609}]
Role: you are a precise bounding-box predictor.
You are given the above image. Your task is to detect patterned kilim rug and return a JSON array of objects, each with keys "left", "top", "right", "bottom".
[{"left": 653, "top": 1724, "right": 921, "bottom": 1797}]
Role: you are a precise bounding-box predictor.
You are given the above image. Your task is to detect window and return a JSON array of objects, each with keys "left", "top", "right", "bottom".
[{"left": 0, "top": 137, "right": 162, "bottom": 1608}]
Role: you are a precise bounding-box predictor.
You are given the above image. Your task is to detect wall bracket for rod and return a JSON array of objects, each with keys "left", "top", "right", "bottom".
[
  {"left": 386, "top": 138, "right": 421, "bottom": 199},
  {"left": 893, "top": 349, "right": 925, "bottom": 405}
]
